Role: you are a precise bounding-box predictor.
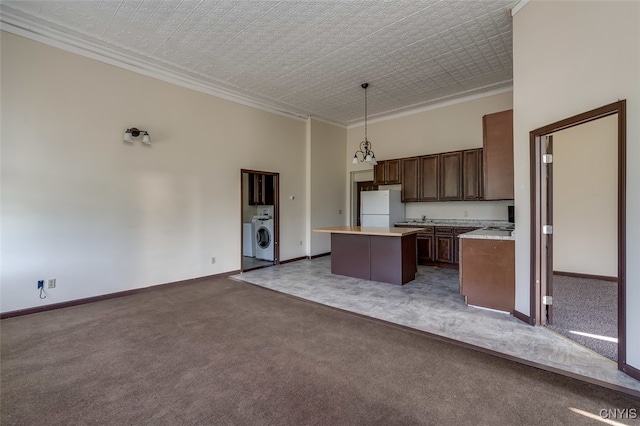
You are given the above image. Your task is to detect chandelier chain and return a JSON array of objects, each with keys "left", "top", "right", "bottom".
[{"left": 364, "top": 84, "right": 368, "bottom": 142}]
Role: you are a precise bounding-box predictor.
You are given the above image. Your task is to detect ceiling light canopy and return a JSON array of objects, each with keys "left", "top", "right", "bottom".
[{"left": 352, "top": 83, "right": 377, "bottom": 166}]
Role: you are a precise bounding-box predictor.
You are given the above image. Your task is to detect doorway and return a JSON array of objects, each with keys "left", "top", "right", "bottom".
[
  {"left": 241, "top": 169, "right": 280, "bottom": 272},
  {"left": 530, "top": 101, "right": 627, "bottom": 372}
]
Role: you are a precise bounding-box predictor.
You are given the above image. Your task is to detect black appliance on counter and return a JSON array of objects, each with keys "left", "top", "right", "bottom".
[{"left": 508, "top": 206, "right": 515, "bottom": 223}]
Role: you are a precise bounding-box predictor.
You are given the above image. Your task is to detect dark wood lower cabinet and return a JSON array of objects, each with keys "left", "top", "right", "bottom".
[
  {"left": 454, "top": 227, "right": 476, "bottom": 264},
  {"left": 435, "top": 236, "right": 454, "bottom": 263},
  {"left": 398, "top": 225, "right": 480, "bottom": 268},
  {"left": 417, "top": 234, "right": 434, "bottom": 264},
  {"left": 434, "top": 227, "right": 454, "bottom": 263},
  {"left": 460, "top": 238, "right": 515, "bottom": 312}
]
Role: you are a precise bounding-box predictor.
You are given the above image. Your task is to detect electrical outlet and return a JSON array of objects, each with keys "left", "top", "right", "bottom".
[
  {"left": 299, "top": 240, "right": 303, "bottom": 246},
  {"left": 211, "top": 257, "right": 216, "bottom": 264},
  {"left": 47, "top": 279, "right": 56, "bottom": 289},
  {"left": 464, "top": 210, "right": 468, "bottom": 217},
  {"left": 37, "top": 280, "right": 44, "bottom": 289}
]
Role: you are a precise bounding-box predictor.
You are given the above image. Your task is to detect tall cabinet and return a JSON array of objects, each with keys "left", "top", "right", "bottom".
[{"left": 483, "top": 109, "right": 514, "bottom": 200}]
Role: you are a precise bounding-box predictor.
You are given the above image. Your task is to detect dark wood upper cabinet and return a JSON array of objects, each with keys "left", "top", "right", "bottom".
[
  {"left": 373, "top": 161, "right": 385, "bottom": 185},
  {"left": 374, "top": 159, "right": 402, "bottom": 185},
  {"left": 378, "top": 115, "right": 511, "bottom": 203},
  {"left": 263, "top": 174, "right": 275, "bottom": 205},
  {"left": 483, "top": 109, "right": 514, "bottom": 200},
  {"left": 248, "top": 173, "right": 259, "bottom": 205},
  {"left": 400, "top": 152, "right": 466, "bottom": 202},
  {"left": 400, "top": 155, "right": 438, "bottom": 202},
  {"left": 401, "top": 157, "right": 420, "bottom": 202},
  {"left": 439, "top": 151, "right": 462, "bottom": 201},
  {"left": 248, "top": 173, "right": 274, "bottom": 206},
  {"left": 463, "top": 148, "right": 483, "bottom": 200},
  {"left": 386, "top": 159, "right": 401, "bottom": 184},
  {"left": 420, "top": 155, "right": 439, "bottom": 201}
]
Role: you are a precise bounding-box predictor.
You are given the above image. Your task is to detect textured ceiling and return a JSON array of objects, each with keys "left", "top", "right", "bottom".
[{"left": 1, "top": 0, "right": 518, "bottom": 126}]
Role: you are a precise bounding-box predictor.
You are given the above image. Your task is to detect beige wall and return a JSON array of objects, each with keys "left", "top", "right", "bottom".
[
  {"left": 552, "top": 115, "right": 617, "bottom": 277},
  {"left": 513, "top": 0, "right": 639, "bottom": 368},
  {"left": 405, "top": 200, "right": 513, "bottom": 221},
  {"left": 309, "top": 118, "right": 347, "bottom": 256},
  {"left": 0, "top": 32, "right": 308, "bottom": 312},
  {"left": 345, "top": 91, "right": 513, "bottom": 222}
]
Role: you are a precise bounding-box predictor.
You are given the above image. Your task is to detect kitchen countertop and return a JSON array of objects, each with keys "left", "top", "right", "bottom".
[
  {"left": 395, "top": 219, "right": 515, "bottom": 240},
  {"left": 314, "top": 226, "right": 425, "bottom": 237},
  {"left": 395, "top": 219, "right": 512, "bottom": 228}
]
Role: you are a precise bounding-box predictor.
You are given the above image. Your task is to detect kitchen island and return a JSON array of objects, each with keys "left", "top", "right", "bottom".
[{"left": 313, "top": 226, "right": 425, "bottom": 285}]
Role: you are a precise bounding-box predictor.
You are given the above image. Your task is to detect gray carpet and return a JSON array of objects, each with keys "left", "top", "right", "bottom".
[
  {"left": 548, "top": 275, "right": 618, "bottom": 361},
  {"left": 2, "top": 277, "right": 638, "bottom": 425}
]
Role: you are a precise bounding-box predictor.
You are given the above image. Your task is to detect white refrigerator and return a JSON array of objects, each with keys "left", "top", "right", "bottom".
[{"left": 360, "top": 190, "right": 405, "bottom": 227}]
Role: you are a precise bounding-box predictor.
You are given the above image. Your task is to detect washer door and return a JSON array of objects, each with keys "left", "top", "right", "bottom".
[{"left": 256, "top": 226, "right": 271, "bottom": 249}]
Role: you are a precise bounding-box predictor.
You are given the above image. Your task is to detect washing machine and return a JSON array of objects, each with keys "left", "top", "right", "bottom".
[{"left": 253, "top": 216, "right": 274, "bottom": 261}]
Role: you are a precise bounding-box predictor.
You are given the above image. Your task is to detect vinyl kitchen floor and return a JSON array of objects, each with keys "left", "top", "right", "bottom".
[{"left": 231, "top": 256, "right": 640, "bottom": 394}]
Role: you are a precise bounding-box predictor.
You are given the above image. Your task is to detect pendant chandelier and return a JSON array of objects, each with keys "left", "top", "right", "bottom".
[{"left": 352, "top": 83, "right": 377, "bottom": 165}]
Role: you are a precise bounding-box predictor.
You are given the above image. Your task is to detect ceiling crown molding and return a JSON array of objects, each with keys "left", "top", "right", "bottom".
[
  {"left": 0, "top": 8, "right": 311, "bottom": 123},
  {"left": 511, "top": 0, "right": 530, "bottom": 16},
  {"left": 347, "top": 85, "right": 513, "bottom": 129}
]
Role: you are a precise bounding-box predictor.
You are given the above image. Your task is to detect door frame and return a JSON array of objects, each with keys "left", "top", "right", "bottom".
[
  {"left": 240, "top": 169, "right": 280, "bottom": 271},
  {"left": 529, "top": 100, "right": 627, "bottom": 373}
]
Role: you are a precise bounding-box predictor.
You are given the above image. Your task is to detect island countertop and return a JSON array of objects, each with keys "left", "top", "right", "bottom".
[
  {"left": 314, "top": 226, "right": 425, "bottom": 237},
  {"left": 458, "top": 228, "right": 515, "bottom": 241}
]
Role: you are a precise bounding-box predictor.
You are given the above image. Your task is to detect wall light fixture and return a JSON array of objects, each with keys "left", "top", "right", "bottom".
[{"left": 123, "top": 127, "right": 151, "bottom": 145}]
